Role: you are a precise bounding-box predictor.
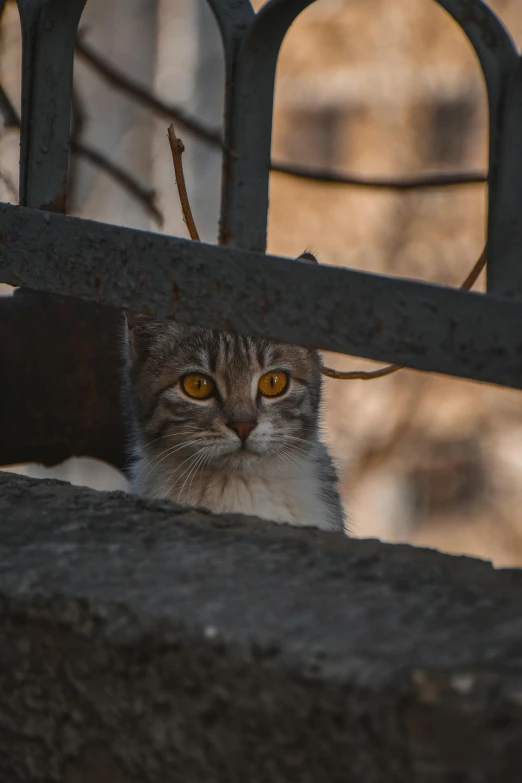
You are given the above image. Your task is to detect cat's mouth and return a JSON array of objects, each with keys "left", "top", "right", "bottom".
[
  {"left": 227, "top": 444, "right": 261, "bottom": 459},
  {"left": 208, "top": 439, "right": 266, "bottom": 467},
  {"left": 237, "top": 445, "right": 259, "bottom": 457}
]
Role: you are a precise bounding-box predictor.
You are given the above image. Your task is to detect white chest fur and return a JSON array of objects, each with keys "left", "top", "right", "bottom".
[{"left": 134, "top": 451, "right": 334, "bottom": 531}]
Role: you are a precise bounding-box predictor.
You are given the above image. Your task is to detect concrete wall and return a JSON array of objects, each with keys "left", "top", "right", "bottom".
[{"left": 1, "top": 470, "right": 522, "bottom": 781}]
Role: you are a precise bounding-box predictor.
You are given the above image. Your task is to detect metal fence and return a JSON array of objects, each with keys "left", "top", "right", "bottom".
[{"left": 0, "top": 0, "right": 522, "bottom": 470}]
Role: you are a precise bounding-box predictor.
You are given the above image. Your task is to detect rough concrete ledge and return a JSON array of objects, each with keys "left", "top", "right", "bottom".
[{"left": 1, "top": 471, "right": 522, "bottom": 782}]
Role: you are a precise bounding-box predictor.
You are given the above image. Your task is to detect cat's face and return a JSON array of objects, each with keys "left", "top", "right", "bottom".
[{"left": 125, "top": 319, "right": 322, "bottom": 472}]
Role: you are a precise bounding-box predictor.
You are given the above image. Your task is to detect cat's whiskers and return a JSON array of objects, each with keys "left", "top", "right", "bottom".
[
  {"left": 186, "top": 445, "right": 216, "bottom": 506},
  {"left": 276, "top": 438, "right": 311, "bottom": 455},
  {"left": 125, "top": 313, "right": 345, "bottom": 530},
  {"left": 142, "top": 426, "right": 207, "bottom": 450},
  {"left": 136, "top": 440, "right": 199, "bottom": 478},
  {"left": 280, "top": 434, "right": 316, "bottom": 448},
  {"left": 141, "top": 428, "right": 207, "bottom": 459},
  {"left": 162, "top": 443, "right": 216, "bottom": 501},
  {"left": 198, "top": 448, "right": 217, "bottom": 503},
  {"left": 272, "top": 442, "right": 312, "bottom": 472},
  {"left": 175, "top": 446, "right": 214, "bottom": 503},
  {"left": 274, "top": 444, "right": 306, "bottom": 468},
  {"left": 162, "top": 448, "right": 204, "bottom": 500},
  {"left": 135, "top": 436, "right": 205, "bottom": 484}
]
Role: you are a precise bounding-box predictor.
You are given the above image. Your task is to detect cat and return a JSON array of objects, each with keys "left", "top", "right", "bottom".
[{"left": 123, "top": 252, "right": 345, "bottom": 533}]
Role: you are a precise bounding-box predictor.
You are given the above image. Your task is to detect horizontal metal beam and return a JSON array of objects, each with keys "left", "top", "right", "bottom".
[{"left": 1, "top": 203, "right": 522, "bottom": 389}]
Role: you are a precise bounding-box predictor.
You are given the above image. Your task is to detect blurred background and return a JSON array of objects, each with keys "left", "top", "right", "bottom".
[{"left": 1, "top": 0, "right": 522, "bottom": 565}]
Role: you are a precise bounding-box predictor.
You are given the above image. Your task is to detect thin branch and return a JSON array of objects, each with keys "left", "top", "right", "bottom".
[
  {"left": 167, "top": 124, "right": 199, "bottom": 240},
  {"left": 75, "top": 34, "right": 223, "bottom": 149},
  {"left": 460, "top": 246, "right": 487, "bottom": 289},
  {"left": 0, "top": 83, "right": 20, "bottom": 129},
  {"left": 75, "top": 35, "right": 488, "bottom": 192},
  {"left": 71, "top": 88, "right": 87, "bottom": 139},
  {"left": 272, "top": 161, "right": 487, "bottom": 190},
  {"left": 70, "top": 139, "right": 164, "bottom": 226},
  {"left": 321, "top": 361, "right": 402, "bottom": 381},
  {"left": 2, "top": 42, "right": 491, "bottom": 381},
  {"left": 0, "top": 81, "right": 163, "bottom": 225},
  {"left": 163, "top": 120, "right": 489, "bottom": 385},
  {"left": 322, "top": 247, "right": 487, "bottom": 381}
]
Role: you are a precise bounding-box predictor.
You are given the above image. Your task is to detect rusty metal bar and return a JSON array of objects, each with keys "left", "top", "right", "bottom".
[
  {"left": 72, "top": 32, "right": 489, "bottom": 191},
  {"left": 213, "top": 0, "right": 522, "bottom": 260},
  {"left": 215, "top": 0, "right": 316, "bottom": 251},
  {"left": 435, "top": 0, "right": 521, "bottom": 298},
  {"left": 207, "top": 0, "right": 255, "bottom": 247},
  {"left": 1, "top": 203, "right": 522, "bottom": 389},
  {"left": 16, "top": 0, "right": 87, "bottom": 210},
  {"left": 484, "top": 58, "right": 522, "bottom": 298},
  {"left": 435, "top": 0, "right": 518, "bottom": 134},
  {"left": 0, "top": 0, "right": 521, "bottom": 473},
  {"left": 207, "top": 0, "right": 254, "bottom": 51},
  {"left": 9, "top": 0, "right": 125, "bottom": 473}
]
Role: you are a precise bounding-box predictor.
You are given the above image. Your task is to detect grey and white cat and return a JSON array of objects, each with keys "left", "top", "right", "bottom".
[{"left": 123, "top": 253, "right": 345, "bottom": 533}]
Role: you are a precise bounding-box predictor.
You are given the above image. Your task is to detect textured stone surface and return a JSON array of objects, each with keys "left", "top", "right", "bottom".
[{"left": 1, "top": 471, "right": 522, "bottom": 782}]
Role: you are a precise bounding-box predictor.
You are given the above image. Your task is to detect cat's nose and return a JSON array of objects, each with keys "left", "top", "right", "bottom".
[{"left": 227, "top": 421, "right": 257, "bottom": 442}]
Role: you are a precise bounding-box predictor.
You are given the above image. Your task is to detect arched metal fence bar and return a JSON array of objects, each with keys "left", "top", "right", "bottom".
[
  {"left": 207, "top": 0, "right": 254, "bottom": 47},
  {"left": 211, "top": 0, "right": 522, "bottom": 256},
  {"left": 434, "top": 0, "right": 521, "bottom": 297},
  {"left": 15, "top": 0, "right": 87, "bottom": 211},
  {"left": 435, "top": 0, "right": 517, "bottom": 132},
  {"left": 212, "top": 0, "right": 317, "bottom": 251},
  {"left": 1, "top": 0, "right": 522, "bottom": 469},
  {"left": 488, "top": 56, "right": 522, "bottom": 298}
]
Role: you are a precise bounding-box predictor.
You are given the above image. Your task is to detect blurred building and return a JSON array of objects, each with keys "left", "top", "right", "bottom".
[
  {"left": 2, "top": 0, "right": 522, "bottom": 564},
  {"left": 266, "top": 0, "right": 522, "bottom": 565}
]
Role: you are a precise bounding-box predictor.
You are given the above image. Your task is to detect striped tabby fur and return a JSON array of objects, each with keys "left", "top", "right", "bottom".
[{"left": 123, "top": 255, "right": 345, "bottom": 532}]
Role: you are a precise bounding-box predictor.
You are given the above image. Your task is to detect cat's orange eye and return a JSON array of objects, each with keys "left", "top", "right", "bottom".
[
  {"left": 181, "top": 373, "right": 215, "bottom": 399},
  {"left": 258, "top": 370, "right": 289, "bottom": 398}
]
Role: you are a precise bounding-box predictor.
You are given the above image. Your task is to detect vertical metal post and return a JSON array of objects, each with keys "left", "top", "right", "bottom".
[
  {"left": 485, "top": 57, "right": 522, "bottom": 297},
  {"left": 207, "top": 0, "right": 255, "bottom": 246},
  {"left": 16, "top": 0, "right": 87, "bottom": 211},
  {"left": 210, "top": 0, "right": 318, "bottom": 252},
  {"left": 435, "top": 1, "right": 520, "bottom": 296}
]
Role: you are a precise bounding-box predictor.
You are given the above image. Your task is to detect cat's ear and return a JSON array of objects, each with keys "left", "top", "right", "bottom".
[
  {"left": 125, "top": 310, "right": 152, "bottom": 329},
  {"left": 125, "top": 311, "right": 158, "bottom": 361},
  {"left": 297, "top": 250, "right": 319, "bottom": 264}
]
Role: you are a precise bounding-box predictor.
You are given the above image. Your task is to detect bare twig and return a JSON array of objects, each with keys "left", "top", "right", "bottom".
[
  {"left": 76, "top": 35, "right": 223, "bottom": 149},
  {"left": 0, "top": 83, "right": 20, "bottom": 129},
  {"left": 460, "top": 246, "right": 487, "bottom": 290},
  {"left": 164, "top": 120, "right": 488, "bottom": 384},
  {"left": 322, "top": 247, "right": 487, "bottom": 380},
  {"left": 167, "top": 124, "right": 199, "bottom": 240},
  {"left": 76, "top": 35, "right": 488, "bottom": 192},
  {"left": 321, "top": 361, "right": 402, "bottom": 381},
  {"left": 71, "top": 88, "right": 87, "bottom": 139},
  {"left": 273, "top": 161, "right": 486, "bottom": 190},
  {"left": 70, "top": 139, "right": 164, "bottom": 226},
  {"left": 0, "top": 82, "right": 163, "bottom": 225}
]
